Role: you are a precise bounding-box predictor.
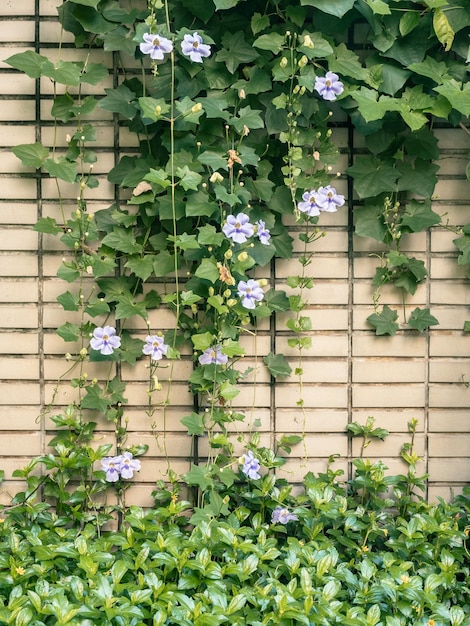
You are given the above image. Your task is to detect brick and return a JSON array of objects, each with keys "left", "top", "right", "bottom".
[
  {"left": 0, "top": 176, "right": 37, "bottom": 199},
  {"left": 352, "top": 384, "right": 426, "bottom": 408},
  {"left": 429, "top": 410, "right": 470, "bottom": 432},
  {"left": 277, "top": 334, "right": 349, "bottom": 358},
  {"left": 0, "top": 382, "right": 40, "bottom": 405},
  {"left": 430, "top": 257, "right": 466, "bottom": 279},
  {"left": 0, "top": 72, "right": 35, "bottom": 94},
  {"left": 276, "top": 409, "right": 348, "bottom": 433},
  {"left": 274, "top": 383, "right": 348, "bottom": 408},
  {"left": 431, "top": 282, "right": 470, "bottom": 305},
  {"left": 0, "top": 20, "right": 35, "bottom": 41},
  {"left": 0, "top": 279, "right": 38, "bottom": 302},
  {"left": 0, "top": 202, "right": 37, "bottom": 225},
  {"left": 0, "top": 99, "right": 35, "bottom": 122},
  {"left": 0, "top": 405, "right": 41, "bottom": 429},
  {"left": 429, "top": 360, "right": 469, "bottom": 383},
  {"left": 276, "top": 256, "right": 349, "bottom": 279},
  {"left": 353, "top": 359, "right": 425, "bottom": 383},
  {"left": 429, "top": 384, "right": 470, "bottom": 408},
  {"left": 1, "top": 1, "right": 35, "bottom": 15},
  {"left": 353, "top": 334, "right": 426, "bottom": 357},
  {"left": 0, "top": 254, "right": 38, "bottom": 276},
  {"left": 0, "top": 306, "right": 38, "bottom": 328},
  {"left": 429, "top": 434, "right": 470, "bottom": 457},
  {"left": 351, "top": 433, "right": 425, "bottom": 458},
  {"left": 0, "top": 228, "right": 38, "bottom": 250},
  {"left": 428, "top": 458, "right": 470, "bottom": 482},
  {"left": 430, "top": 333, "right": 470, "bottom": 357},
  {"left": 0, "top": 332, "right": 38, "bottom": 355},
  {"left": 351, "top": 410, "right": 425, "bottom": 433}
]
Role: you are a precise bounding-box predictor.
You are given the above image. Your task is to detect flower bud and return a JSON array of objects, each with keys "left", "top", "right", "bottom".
[
  {"left": 280, "top": 57, "right": 288, "bottom": 68},
  {"left": 303, "top": 34, "right": 314, "bottom": 48},
  {"left": 258, "top": 278, "right": 268, "bottom": 287},
  {"left": 155, "top": 105, "right": 162, "bottom": 116},
  {"left": 223, "top": 289, "right": 231, "bottom": 298},
  {"left": 239, "top": 88, "right": 246, "bottom": 99},
  {"left": 191, "top": 102, "right": 202, "bottom": 113},
  {"left": 237, "top": 251, "right": 248, "bottom": 262},
  {"left": 224, "top": 249, "right": 233, "bottom": 259},
  {"left": 298, "top": 55, "right": 308, "bottom": 68},
  {"left": 210, "top": 171, "right": 224, "bottom": 184},
  {"left": 208, "top": 286, "right": 215, "bottom": 296}
]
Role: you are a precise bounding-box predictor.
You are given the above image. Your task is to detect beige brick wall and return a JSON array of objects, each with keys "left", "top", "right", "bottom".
[{"left": 0, "top": 2, "right": 469, "bottom": 506}]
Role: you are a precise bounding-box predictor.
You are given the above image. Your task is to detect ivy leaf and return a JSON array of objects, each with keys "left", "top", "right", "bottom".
[
  {"left": 300, "top": 0, "right": 355, "bottom": 18},
  {"left": 47, "top": 60, "right": 83, "bottom": 85},
  {"left": 367, "top": 305, "right": 399, "bottom": 336},
  {"left": 57, "top": 263, "right": 80, "bottom": 283},
  {"left": 264, "top": 289, "right": 290, "bottom": 312},
  {"left": 33, "top": 217, "right": 61, "bottom": 234},
  {"left": 44, "top": 158, "right": 77, "bottom": 183},
  {"left": 99, "top": 84, "right": 138, "bottom": 119},
  {"left": 263, "top": 352, "right": 292, "bottom": 378},
  {"left": 198, "top": 151, "right": 228, "bottom": 171},
  {"left": 81, "top": 62, "right": 108, "bottom": 85},
  {"left": 197, "top": 224, "right": 225, "bottom": 246},
  {"left": 5, "top": 50, "right": 52, "bottom": 78},
  {"left": 408, "top": 307, "right": 439, "bottom": 332},
  {"left": 251, "top": 12, "right": 270, "bottom": 35},
  {"left": 183, "top": 464, "right": 214, "bottom": 491},
  {"left": 397, "top": 159, "right": 439, "bottom": 197},
  {"left": 115, "top": 293, "right": 148, "bottom": 320},
  {"left": 408, "top": 56, "right": 450, "bottom": 85},
  {"left": 401, "top": 200, "right": 441, "bottom": 233},
  {"left": 119, "top": 331, "right": 144, "bottom": 365},
  {"left": 12, "top": 143, "right": 49, "bottom": 168},
  {"left": 194, "top": 257, "right": 220, "bottom": 283},
  {"left": 400, "top": 11, "right": 420, "bottom": 37},
  {"left": 186, "top": 192, "right": 218, "bottom": 217},
  {"left": 453, "top": 232, "right": 470, "bottom": 265},
  {"left": 347, "top": 156, "right": 399, "bottom": 199},
  {"left": 153, "top": 251, "right": 179, "bottom": 277},
  {"left": 191, "top": 332, "right": 215, "bottom": 351},
  {"left": 253, "top": 33, "right": 285, "bottom": 54},
  {"left": 216, "top": 31, "right": 259, "bottom": 74},
  {"left": 231, "top": 106, "right": 264, "bottom": 133},
  {"left": 433, "top": 7, "right": 454, "bottom": 51},
  {"left": 221, "top": 339, "right": 245, "bottom": 357},
  {"left": 57, "top": 322, "right": 80, "bottom": 342},
  {"left": 138, "top": 97, "right": 170, "bottom": 123},
  {"left": 218, "top": 381, "right": 240, "bottom": 401},
  {"left": 57, "top": 291, "right": 79, "bottom": 312},
  {"left": 81, "top": 385, "right": 110, "bottom": 412},
  {"left": 102, "top": 229, "right": 143, "bottom": 254},
  {"left": 434, "top": 79, "right": 470, "bottom": 116},
  {"left": 362, "top": 0, "right": 391, "bottom": 14},
  {"left": 125, "top": 256, "right": 155, "bottom": 281},
  {"left": 181, "top": 412, "right": 205, "bottom": 436},
  {"left": 176, "top": 166, "right": 202, "bottom": 191}
]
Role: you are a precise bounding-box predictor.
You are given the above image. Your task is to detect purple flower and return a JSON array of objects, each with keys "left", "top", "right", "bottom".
[
  {"left": 256, "top": 220, "right": 271, "bottom": 245},
  {"left": 271, "top": 506, "right": 299, "bottom": 525},
  {"left": 222, "top": 213, "right": 254, "bottom": 244},
  {"left": 101, "top": 456, "right": 122, "bottom": 482},
  {"left": 139, "top": 33, "right": 173, "bottom": 60},
  {"left": 119, "top": 453, "right": 141, "bottom": 479},
  {"left": 241, "top": 451, "right": 261, "bottom": 479},
  {"left": 237, "top": 279, "right": 264, "bottom": 309},
  {"left": 199, "top": 346, "right": 228, "bottom": 365},
  {"left": 143, "top": 335, "right": 168, "bottom": 361},
  {"left": 317, "top": 185, "right": 345, "bottom": 212},
  {"left": 90, "top": 326, "right": 121, "bottom": 355},
  {"left": 181, "top": 32, "right": 211, "bottom": 63},
  {"left": 297, "top": 190, "right": 322, "bottom": 217},
  {"left": 314, "top": 71, "right": 344, "bottom": 101}
]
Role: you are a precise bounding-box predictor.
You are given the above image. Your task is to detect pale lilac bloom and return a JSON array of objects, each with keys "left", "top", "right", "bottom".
[
  {"left": 317, "top": 185, "right": 345, "bottom": 212},
  {"left": 90, "top": 326, "right": 121, "bottom": 355},
  {"left": 142, "top": 335, "right": 168, "bottom": 361},
  {"left": 297, "top": 189, "right": 322, "bottom": 217},
  {"left": 271, "top": 506, "right": 299, "bottom": 524},
  {"left": 241, "top": 450, "right": 261, "bottom": 479},
  {"left": 119, "top": 453, "right": 141, "bottom": 479},
  {"left": 140, "top": 33, "right": 173, "bottom": 60},
  {"left": 238, "top": 279, "right": 264, "bottom": 309},
  {"left": 314, "top": 71, "right": 344, "bottom": 101},
  {"left": 101, "top": 456, "right": 122, "bottom": 482},
  {"left": 181, "top": 32, "right": 211, "bottom": 63},
  {"left": 222, "top": 213, "right": 254, "bottom": 244},
  {"left": 256, "top": 220, "right": 271, "bottom": 245},
  {"left": 199, "top": 345, "right": 228, "bottom": 365}
]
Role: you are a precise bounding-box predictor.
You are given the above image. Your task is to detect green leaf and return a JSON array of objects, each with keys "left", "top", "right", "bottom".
[
  {"left": 120, "top": 331, "right": 145, "bottom": 365},
  {"left": 153, "top": 251, "right": 178, "bottom": 277},
  {"left": 125, "top": 256, "right": 155, "bottom": 281},
  {"left": 57, "top": 262, "right": 80, "bottom": 283},
  {"left": 183, "top": 464, "right": 215, "bottom": 490},
  {"left": 57, "top": 322, "right": 80, "bottom": 342},
  {"left": 115, "top": 294, "right": 148, "bottom": 320},
  {"left": 216, "top": 31, "right": 259, "bottom": 73},
  {"left": 218, "top": 381, "right": 240, "bottom": 400},
  {"left": 400, "top": 11, "right": 420, "bottom": 37},
  {"left": 12, "top": 143, "right": 49, "bottom": 168},
  {"left": 186, "top": 192, "right": 218, "bottom": 218},
  {"left": 44, "top": 158, "right": 77, "bottom": 183},
  {"left": 300, "top": 0, "right": 355, "bottom": 18},
  {"left": 263, "top": 352, "right": 292, "bottom": 378},
  {"left": 57, "top": 291, "right": 79, "bottom": 311},
  {"left": 367, "top": 305, "right": 399, "bottom": 336},
  {"left": 433, "top": 7, "right": 454, "bottom": 51},
  {"left": 194, "top": 257, "right": 220, "bottom": 283},
  {"left": 138, "top": 97, "right": 170, "bottom": 123},
  {"left": 47, "top": 60, "right": 83, "bottom": 85},
  {"left": 453, "top": 232, "right": 470, "bottom": 265},
  {"left": 213, "top": 0, "right": 240, "bottom": 8},
  {"left": 362, "top": 0, "right": 390, "bottom": 14},
  {"left": 102, "top": 229, "right": 143, "bottom": 254},
  {"left": 181, "top": 412, "right": 205, "bottom": 436},
  {"left": 33, "top": 216, "right": 61, "bottom": 234},
  {"left": 231, "top": 106, "right": 264, "bottom": 133},
  {"left": 251, "top": 12, "right": 270, "bottom": 34},
  {"left": 81, "top": 385, "right": 110, "bottom": 412},
  {"left": 347, "top": 156, "right": 399, "bottom": 198},
  {"left": 253, "top": 33, "right": 285, "bottom": 53},
  {"left": 99, "top": 84, "right": 137, "bottom": 119},
  {"left": 408, "top": 307, "right": 439, "bottom": 332},
  {"left": 197, "top": 224, "right": 225, "bottom": 246},
  {"left": 191, "top": 332, "right": 215, "bottom": 351},
  {"left": 176, "top": 166, "right": 202, "bottom": 191},
  {"left": 434, "top": 79, "right": 470, "bottom": 116},
  {"left": 401, "top": 200, "right": 441, "bottom": 232},
  {"left": 4, "top": 50, "right": 52, "bottom": 78},
  {"left": 408, "top": 56, "right": 450, "bottom": 85},
  {"left": 81, "top": 62, "right": 108, "bottom": 85}
]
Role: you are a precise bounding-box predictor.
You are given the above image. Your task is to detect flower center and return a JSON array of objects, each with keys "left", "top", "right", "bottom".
[
  {"left": 325, "top": 79, "right": 332, "bottom": 86},
  {"left": 153, "top": 37, "right": 160, "bottom": 47},
  {"left": 193, "top": 41, "right": 199, "bottom": 48},
  {"left": 309, "top": 196, "right": 316, "bottom": 203},
  {"left": 246, "top": 288, "right": 252, "bottom": 294},
  {"left": 103, "top": 334, "right": 109, "bottom": 341},
  {"left": 235, "top": 222, "right": 241, "bottom": 229},
  {"left": 153, "top": 341, "right": 160, "bottom": 347}
]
